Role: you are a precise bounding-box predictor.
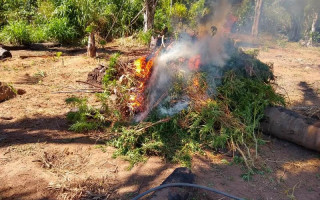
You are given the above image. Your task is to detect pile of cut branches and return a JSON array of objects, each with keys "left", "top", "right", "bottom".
[{"left": 66, "top": 46, "right": 285, "bottom": 170}]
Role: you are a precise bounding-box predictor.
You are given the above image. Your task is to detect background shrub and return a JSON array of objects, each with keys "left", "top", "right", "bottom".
[
  {"left": 0, "top": 20, "right": 31, "bottom": 45},
  {"left": 45, "top": 17, "right": 77, "bottom": 44}
]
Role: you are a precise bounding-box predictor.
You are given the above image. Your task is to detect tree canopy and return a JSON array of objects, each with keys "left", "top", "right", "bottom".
[{"left": 0, "top": 0, "right": 319, "bottom": 45}]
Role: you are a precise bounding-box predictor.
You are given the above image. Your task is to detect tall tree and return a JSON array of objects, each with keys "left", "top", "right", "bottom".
[
  {"left": 307, "top": 12, "right": 319, "bottom": 46},
  {"left": 252, "top": 0, "right": 263, "bottom": 37},
  {"left": 144, "top": 0, "right": 158, "bottom": 32},
  {"left": 306, "top": 0, "right": 320, "bottom": 46}
]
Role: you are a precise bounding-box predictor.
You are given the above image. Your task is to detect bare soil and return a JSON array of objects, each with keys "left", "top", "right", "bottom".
[{"left": 1, "top": 37, "right": 320, "bottom": 200}]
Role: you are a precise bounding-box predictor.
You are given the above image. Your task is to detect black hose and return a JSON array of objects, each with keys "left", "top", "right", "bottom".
[{"left": 131, "top": 183, "right": 244, "bottom": 200}]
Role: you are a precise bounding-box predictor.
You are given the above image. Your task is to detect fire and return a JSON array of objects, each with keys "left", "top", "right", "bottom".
[
  {"left": 193, "top": 77, "right": 200, "bottom": 87},
  {"left": 188, "top": 54, "right": 201, "bottom": 70},
  {"left": 129, "top": 45, "right": 202, "bottom": 114},
  {"left": 129, "top": 56, "right": 155, "bottom": 112},
  {"left": 134, "top": 57, "right": 146, "bottom": 75}
]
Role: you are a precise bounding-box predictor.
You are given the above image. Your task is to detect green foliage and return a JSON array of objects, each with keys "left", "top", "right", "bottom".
[
  {"left": 30, "top": 25, "right": 48, "bottom": 43},
  {"left": 64, "top": 45, "right": 284, "bottom": 170},
  {"left": 137, "top": 30, "right": 152, "bottom": 45},
  {"left": 45, "top": 17, "right": 77, "bottom": 44},
  {"left": 171, "top": 3, "right": 188, "bottom": 21},
  {"left": 66, "top": 97, "right": 106, "bottom": 132},
  {"left": 154, "top": 8, "right": 171, "bottom": 33},
  {"left": 0, "top": 0, "right": 143, "bottom": 44},
  {"left": 189, "top": 0, "right": 209, "bottom": 28},
  {"left": 110, "top": 69, "right": 284, "bottom": 168},
  {"left": 223, "top": 48, "right": 276, "bottom": 83},
  {"left": 311, "top": 32, "right": 320, "bottom": 43},
  {"left": 234, "top": 0, "right": 254, "bottom": 32},
  {"left": 110, "top": 113, "right": 197, "bottom": 168},
  {"left": 241, "top": 170, "right": 254, "bottom": 182},
  {"left": 0, "top": 20, "right": 31, "bottom": 45},
  {"left": 103, "top": 53, "right": 120, "bottom": 87},
  {"left": 260, "top": 1, "right": 291, "bottom": 35}
]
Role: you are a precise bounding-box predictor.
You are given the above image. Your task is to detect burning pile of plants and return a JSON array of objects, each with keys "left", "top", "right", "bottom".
[
  {"left": 66, "top": 0, "right": 284, "bottom": 170},
  {"left": 66, "top": 30, "right": 284, "bottom": 170}
]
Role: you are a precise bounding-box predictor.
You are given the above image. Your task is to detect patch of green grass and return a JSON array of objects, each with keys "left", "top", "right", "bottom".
[
  {"left": 33, "top": 70, "right": 46, "bottom": 78},
  {"left": 241, "top": 170, "right": 254, "bottom": 182},
  {"left": 221, "top": 159, "right": 230, "bottom": 165},
  {"left": 65, "top": 97, "right": 106, "bottom": 133},
  {"left": 95, "top": 145, "right": 107, "bottom": 153},
  {"left": 232, "top": 156, "right": 244, "bottom": 165}
]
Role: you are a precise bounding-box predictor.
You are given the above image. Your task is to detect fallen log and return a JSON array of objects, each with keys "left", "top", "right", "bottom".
[
  {"left": 0, "top": 47, "right": 12, "bottom": 60},
  {"left": 261, "top": 106, "right": 320, "bottom": 152}
]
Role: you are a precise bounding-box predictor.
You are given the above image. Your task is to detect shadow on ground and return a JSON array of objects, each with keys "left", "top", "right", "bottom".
[
  {"left": 291, "top": 81, "right": 320, "bottom": 119},
  {"left": 0, "top": 115, "right": 104, "bottom": 148}
]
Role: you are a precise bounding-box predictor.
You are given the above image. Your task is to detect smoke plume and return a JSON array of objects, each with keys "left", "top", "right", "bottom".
[{"left": 135, "top": 0, "right": 233, "bottom": 122}]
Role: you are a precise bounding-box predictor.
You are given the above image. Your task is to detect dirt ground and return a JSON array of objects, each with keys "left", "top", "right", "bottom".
[{"left": 1, "top": 37, "right": 320, "bottom": 200}]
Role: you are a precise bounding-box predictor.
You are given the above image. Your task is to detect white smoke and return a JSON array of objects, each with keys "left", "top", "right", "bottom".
[{"left": 135, "top": 0, "right": 232, "bottom": 122}]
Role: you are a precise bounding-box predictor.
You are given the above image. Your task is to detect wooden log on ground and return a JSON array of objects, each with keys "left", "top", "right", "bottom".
[
  {"left": 261, "top": 106, "right": 320, "bottom": 152},
  {"left": 0, "top": 47, "right": 12, "bottom": 60}
]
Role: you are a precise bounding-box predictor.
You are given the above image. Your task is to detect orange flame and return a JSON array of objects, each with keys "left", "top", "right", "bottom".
[
  {"left": 129, "top": 56, "right": 155, "bottom": 112},
  {"left": 193, "top": 77, "right": 200, "bottom": 87},
  {"left": 188, "top": 54, "right": 201, "bottom": 70}
]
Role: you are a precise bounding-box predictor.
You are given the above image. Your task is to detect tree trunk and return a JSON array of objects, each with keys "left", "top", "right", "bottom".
[
  {"left": 252, "top": 0, "right": 263, "bottom": 37},
  {"left": 307, "top": 12, "right": 319, "bottom": 47},
  {"left": 87, "top": 32, "right": 96, "bottom": 58},
  {"left": 289, "top": 16, "right": 303, "bottom": 42},
  {"left": 144, "top": 0, "right": 158, "bottom": 32}
]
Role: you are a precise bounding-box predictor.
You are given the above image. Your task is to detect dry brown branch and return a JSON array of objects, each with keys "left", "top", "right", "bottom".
[
  {"left": 52, "top": 89, "right": 103, "bottom": 94},
  {"left": 136, "top": 117, "right": 171, "bottom": 133},
  {"left": 76, "top": 80, "right": 104, "bottom": 89},
  {"left": 19, "top": 55, "right": 54, "bottom": 59}
]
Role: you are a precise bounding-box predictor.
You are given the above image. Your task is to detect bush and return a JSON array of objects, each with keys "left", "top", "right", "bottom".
[
  {"left": 0, "top": 20, "right": 31, "bottom": 45},
  {"left": 66, "top": 97, "right": 106, "bottom": 133},
  {"left": 171, "top": 3, "right": 188, "bottom": 20},
  {"left": 137, "top": 30, "right": 153, "bottom": 45},
  {"left": 30, "top": 25, "right": 48, "bottom": 43},
  {"left": 45, "top": 17, "right": 77, "bottom": 44}
]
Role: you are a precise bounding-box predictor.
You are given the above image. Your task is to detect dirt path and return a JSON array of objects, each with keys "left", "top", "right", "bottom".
[{"left": 1, "top": 41, "right": 320, "bottom": 200}]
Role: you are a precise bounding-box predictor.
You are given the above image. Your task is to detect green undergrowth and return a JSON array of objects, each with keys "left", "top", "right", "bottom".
[
  {"left": 66, "top": 97, "right": 106, "bottom": 132},
  {"left": 65, "top": 49, "right": 285, "bottom": 170},
  {"left": 109, "top": 72, "right": 284, "bottom": 169}
]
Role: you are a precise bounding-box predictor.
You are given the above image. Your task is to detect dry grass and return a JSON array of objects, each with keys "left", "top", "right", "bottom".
[
  {"left": 48, "top": 176, "right": 115, "bottom": 200},
  {"left": 114, "top": 36, "right": 146, "bottom": 48},
  {"left": 5, "top": 142, "right": 45, "bottom": 156},
  {"left": 35, "top": 148, "right": 90, "bottom": 175}
]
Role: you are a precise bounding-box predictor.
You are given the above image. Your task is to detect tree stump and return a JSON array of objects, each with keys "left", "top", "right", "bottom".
[{"left": 87, "top": 32, "right": 97, "bottom": 58}]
